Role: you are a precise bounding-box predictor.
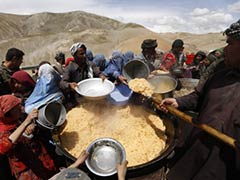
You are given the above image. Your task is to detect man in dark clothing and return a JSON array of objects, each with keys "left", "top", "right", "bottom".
[
  {"left": 59, "top": 42, "right": 100, "bottom": 108},
  {"left": 159, "top": 19, "right": 240, "bottom": 180},
  {"left": 0, "top": 48, "right": 24, "bottom": 95},
  {"left": 137, "top": 39, "right": 158, "bottom": 72}
]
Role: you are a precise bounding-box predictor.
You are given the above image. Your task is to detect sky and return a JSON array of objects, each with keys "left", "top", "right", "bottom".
[{"left": 0, "top": 0, "right": 239, "bottom": 34}]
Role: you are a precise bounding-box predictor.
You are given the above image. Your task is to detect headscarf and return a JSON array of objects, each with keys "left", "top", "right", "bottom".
[
  {"left": 191, "top": 51, "right": 207, "bottom": 66},
  {"left": 195, "top": 51, "right": 206, "bottom": 60},
  {"left": 215, "top": 48, "right": 224, "bottom": 56},
  {"left": 102, "top": 51, "right": 126, "bottom": 79},
  {"left": 124, "top": 51, "right": 134, "bottom": 64},
  {"left": 111, "top": 51, "right": 127, "bottom": 69},
  {"left": 0, "top": 95, "right": 21, "bottom": 131},
  {"left": 70, "top": 42, "right": 86, "bottom": 56},
  {"left": 224, "top": 19, "right": 240, "bottom": 41},
  {"left": 65, "top": 57, "right": 74, "bottom": 66},
  {"left": 25, "top": 64, "right": 63, "bottom": 113},
  {"left": 206, "top": 53, "right": 217, "bottom": 64},
  {"left": 11, "top": 70, "right": 36, "bottom": 89},
  {"left": 160, "top": 52, "right": 176, "bottom": 71},
  {"left": 86, "top": 49, "right": 94, "bottom": 61},
  {"left": 172, "top": 39, "right": 184, "bottom": 48},
  {"left": 93, "top": 54, "right": 107, "bottom": 71}
]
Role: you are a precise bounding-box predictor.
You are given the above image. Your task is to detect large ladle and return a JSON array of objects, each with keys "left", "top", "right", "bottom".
[
  {"left": 152, "top": 98, "right": 236, "bottom": 149},
  {"left": 128, "top": 78, "right": 236, "bottom": 149}
]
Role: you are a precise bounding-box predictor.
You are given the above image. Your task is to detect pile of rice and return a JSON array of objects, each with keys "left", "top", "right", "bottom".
[{"left": 60, "top": 100, "right": 167, "bottom": 167}]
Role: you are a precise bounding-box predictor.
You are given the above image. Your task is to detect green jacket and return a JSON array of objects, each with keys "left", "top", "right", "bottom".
[{"left": 0, "top": 64, "right": 13, "bottom": 95}]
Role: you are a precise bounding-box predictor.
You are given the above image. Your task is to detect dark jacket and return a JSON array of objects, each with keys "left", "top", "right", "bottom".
[
  {"left": 168, "top": 67, "right": 240, "bottom": 180},
  {"left": 0, "top": 64, "right": 14, "bottom": 95}
]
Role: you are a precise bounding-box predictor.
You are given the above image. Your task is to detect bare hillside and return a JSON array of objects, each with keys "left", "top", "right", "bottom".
[
  {"left": 159, "top": 32, "right": 227, "bottom": 53},
  {"left": 0, "top": 11, "right": 227, "bottom": 66}
]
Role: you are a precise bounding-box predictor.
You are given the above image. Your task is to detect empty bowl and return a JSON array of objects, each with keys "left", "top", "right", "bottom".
[{"left": 86, "top": 137, "right": 126, "bottom": 177}]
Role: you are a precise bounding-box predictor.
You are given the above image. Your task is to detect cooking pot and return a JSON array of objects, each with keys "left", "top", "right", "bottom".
[{"left": 51, "top": 106, "right": 177, "bottom": 178}]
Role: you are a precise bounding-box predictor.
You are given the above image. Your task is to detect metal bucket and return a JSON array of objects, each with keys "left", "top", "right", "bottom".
[
  {"left": 37, "top": 101, "right": 66, "bottom": 129},
  {"left": 148, "top": 75, "right": 177, "bottom": 101},
  {"left": 123, "top": 59, "right": 150, "bottom": 82}
]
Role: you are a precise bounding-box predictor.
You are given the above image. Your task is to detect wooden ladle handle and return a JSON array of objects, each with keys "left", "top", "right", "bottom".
[{"left": 165, "top": 105, "right": 236, "bottom": 149}]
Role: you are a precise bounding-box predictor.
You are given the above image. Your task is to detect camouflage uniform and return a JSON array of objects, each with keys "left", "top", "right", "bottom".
[{"left": 0, "top": 64, "right": 14, "bottom": 95}]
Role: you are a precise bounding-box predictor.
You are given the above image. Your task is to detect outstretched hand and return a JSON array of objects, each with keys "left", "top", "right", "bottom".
[
  {"left": 69, "top": 150, "right": 89, "bottom": 168},
  {"left": 118, "top": 75, "right": 128, "bottom": 85},
  {"left": 69, "top": 82, "right": 78, "bottom": 90},
  {"left": 99, "top": 74, "right": 106, "bottom": 82},
  {"left": 25, "top": 109, "right": 38, "bottom": 126},
  {"left": 155, "top": 98, "right": 179, "bottom": 113}
]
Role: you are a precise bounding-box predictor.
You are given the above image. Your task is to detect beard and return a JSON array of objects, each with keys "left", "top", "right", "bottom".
[
  {"left": 145, "top": 54, "right": 155, "bottom": 63},
  {"left": 224, "top": 40, "right": 240, "bottom": 69}
]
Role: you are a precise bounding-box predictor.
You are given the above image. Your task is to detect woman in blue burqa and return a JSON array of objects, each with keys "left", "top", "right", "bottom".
[{"left": 25, "top": 63, "right": 63, "bottom": 114}]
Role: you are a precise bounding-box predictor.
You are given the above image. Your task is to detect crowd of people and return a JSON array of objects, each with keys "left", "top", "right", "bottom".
[
  {"left": 0, "top": 19, "right": 239, "bottom": 179},
  {"left": 158, "top": 20, "right": 240, "bottom": 180}
]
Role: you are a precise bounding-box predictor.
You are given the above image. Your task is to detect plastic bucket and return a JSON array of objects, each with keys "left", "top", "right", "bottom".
[
  {"left": 108, "top": 83, "right": 133, "bottom": 106},
  {"left": 37, "top": 101, "right": 66, "bottom": 129}
]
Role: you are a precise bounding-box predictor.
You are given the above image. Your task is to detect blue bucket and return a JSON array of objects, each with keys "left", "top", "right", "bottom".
[{"left": 108, "top": 83, "right": 133, "bottom": 106}]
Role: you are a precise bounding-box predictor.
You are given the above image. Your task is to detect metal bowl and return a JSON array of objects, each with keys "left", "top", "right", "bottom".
[
  {"left": 56, "top": 168, "right": 91, "bottom": 180},
  {"left": 147, "top": 76, "right": 177, "bottom": 101},
  {"left": 75, "top": 78, "right": 115, "bottom": 100},
  {"left": 147, "top": 76, "right": 177, "bottom": 94},
  {"left": 85, "top": 137, "right": 126, "bottom": 177}
]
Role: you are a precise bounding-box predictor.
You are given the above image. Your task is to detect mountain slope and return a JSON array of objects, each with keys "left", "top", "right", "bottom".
[{"left": 0, "top": 11, "right": 227, "bottom": 66}]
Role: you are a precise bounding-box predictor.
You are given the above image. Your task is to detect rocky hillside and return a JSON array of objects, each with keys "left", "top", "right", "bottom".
[{"left": 0, "top": 11, "right": 227, "bottom": 67}]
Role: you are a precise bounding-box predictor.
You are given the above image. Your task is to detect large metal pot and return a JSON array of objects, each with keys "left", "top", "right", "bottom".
[
  {"left": 127, "top": 112, "right": 176, "bottom": 177},
  {"left": 52, "top": 107, "right": 177, "bottom": 178}
]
